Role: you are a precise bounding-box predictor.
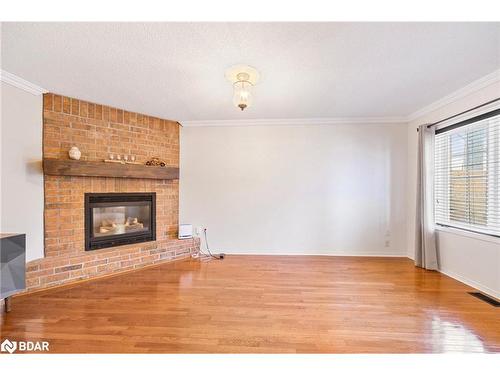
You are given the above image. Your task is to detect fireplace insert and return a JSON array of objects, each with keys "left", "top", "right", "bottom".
[{"left": 84, "top": 193, "right": 156, "bottom": 251}]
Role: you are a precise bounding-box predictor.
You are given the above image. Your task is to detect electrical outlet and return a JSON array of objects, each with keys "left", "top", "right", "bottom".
[
  {"left": 385, "top": 240, "right": 390, "bottom": 248},
  {"left": 195, "top": 226, "right": 202, "bottom": 236}
]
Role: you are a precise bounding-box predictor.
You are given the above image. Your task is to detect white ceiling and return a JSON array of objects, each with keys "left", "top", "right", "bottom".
[{"left": 2, "top": 22, "right": 499, "bottom": 122}]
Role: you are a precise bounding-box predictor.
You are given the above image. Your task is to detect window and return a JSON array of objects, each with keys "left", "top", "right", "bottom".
[{"left": 434, "top": 109, "right": 500, "bottom": 237}]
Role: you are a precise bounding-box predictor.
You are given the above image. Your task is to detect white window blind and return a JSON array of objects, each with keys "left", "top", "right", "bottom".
[{"left": 434, "top": 109, "right": 500, "bottom": 237}]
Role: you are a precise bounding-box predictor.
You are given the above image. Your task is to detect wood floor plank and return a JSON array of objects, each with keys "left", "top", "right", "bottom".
[{"left": 1, "top": 255, "right": 498, "bottom": 353}]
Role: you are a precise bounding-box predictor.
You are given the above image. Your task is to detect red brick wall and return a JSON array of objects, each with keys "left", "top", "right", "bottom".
[{"left": 25, "top": 94, "right": 199, "bottom": 291}]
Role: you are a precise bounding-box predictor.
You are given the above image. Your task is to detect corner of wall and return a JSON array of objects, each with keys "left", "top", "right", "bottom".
[{"left": 1, "top": 80, "right": 45, "bottom": 262}]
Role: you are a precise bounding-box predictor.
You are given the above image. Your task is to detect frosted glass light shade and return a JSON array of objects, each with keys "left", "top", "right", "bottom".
[{"left": 232, "top": 81, "right": 253, "bottom": 111}]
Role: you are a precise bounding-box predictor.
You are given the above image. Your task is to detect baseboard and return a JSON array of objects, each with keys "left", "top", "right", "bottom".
[
  {"left": 222, "top": 251, "right": 408, "bottom": 257},
  {"left": 439, "top": 268, "right": 500, "bottom": 300}
]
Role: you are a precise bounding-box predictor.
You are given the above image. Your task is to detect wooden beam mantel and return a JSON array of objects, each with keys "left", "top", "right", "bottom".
[{"left": 43, "top": 159, "right": 179, "bottom": 180}]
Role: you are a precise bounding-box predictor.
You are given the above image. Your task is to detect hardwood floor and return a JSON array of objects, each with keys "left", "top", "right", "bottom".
[{"left": 1, "top": 255, "right": 499, "bottom": 353}]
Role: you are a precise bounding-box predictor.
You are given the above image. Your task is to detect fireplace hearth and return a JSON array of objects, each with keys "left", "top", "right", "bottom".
[{"left": 84, "top": 193, "right": 156, "bottom": 251}]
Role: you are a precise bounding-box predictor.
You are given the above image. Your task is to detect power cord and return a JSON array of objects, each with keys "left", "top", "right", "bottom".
[{"left": 200, "top": 228, "right": 225, "bottom": 260}]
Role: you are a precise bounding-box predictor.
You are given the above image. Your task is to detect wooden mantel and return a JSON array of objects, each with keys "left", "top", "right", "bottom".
[{"left": 43, "top": 158, "right": 179, "bottom": 180}]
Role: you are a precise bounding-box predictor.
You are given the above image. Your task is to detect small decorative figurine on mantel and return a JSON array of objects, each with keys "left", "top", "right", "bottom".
[
  {"left": 104, "top": 154, "right": 140, "bottom": 164},
  {"left": 68, "top": 146, "right": 81, "bottom": 160},
  {"left": 145, "top": 157, "right": 166, "bottom": 167}
]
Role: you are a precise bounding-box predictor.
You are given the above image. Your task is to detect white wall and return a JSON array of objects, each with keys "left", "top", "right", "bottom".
[
  {"left": 180, "top": 122, "right": 408, "bottom": 256},
  {"left": 1, "top": 82, "right": 44, "bottom": 262},
  {"left": 407, "top": 79, "right": 500, "bottom": 298}
]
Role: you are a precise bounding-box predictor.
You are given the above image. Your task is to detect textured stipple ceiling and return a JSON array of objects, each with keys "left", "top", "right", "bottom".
[{"left": 2, "top": 22, "right": 500, "bottom": 122}]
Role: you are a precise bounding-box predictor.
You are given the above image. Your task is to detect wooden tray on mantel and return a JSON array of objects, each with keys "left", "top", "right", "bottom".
[{"left": 43, "top": 158, "right": 179, "bottom": 180}]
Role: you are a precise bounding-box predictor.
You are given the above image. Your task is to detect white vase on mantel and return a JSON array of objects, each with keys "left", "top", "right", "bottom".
[{"left": 68, "top": 146, "right": 81, "bottom": 160}]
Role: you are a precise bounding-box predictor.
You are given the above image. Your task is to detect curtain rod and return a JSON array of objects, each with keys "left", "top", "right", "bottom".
[{"left": 425, "top": 97, "right": 500, "bottom": 129}]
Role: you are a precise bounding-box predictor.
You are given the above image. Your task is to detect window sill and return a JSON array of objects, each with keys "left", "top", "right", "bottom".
[{"left": 435, "top": 225, "right": 500, "bottom": 245}]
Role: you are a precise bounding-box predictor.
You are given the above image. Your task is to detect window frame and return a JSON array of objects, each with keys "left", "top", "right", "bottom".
[{"left": 434, "top": 108, "right": 500, "bottom": 239}]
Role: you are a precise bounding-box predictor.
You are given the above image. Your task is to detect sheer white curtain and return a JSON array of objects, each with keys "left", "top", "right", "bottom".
[{"left": 415, "top": 124, "right": 438, "bottom": 270}]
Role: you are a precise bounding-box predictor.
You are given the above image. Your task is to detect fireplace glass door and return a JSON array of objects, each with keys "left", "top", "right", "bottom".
[
  {"left": 92, "top": 203, "right": 151, "bottom": 237},
  {"left": 85, "top": 193, "right": 156, "bottom": 251}
]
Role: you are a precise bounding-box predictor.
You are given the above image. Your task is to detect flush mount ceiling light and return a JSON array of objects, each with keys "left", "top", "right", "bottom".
[{"left": 225, "top": 65, "right": 260, "bottom": 111}]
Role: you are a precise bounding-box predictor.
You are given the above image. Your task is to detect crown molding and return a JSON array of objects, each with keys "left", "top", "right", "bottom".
[
  {"left": 1, "top": 70, "right": 47, "bottom": 95},
  {"left": 2, "top": 67, "right": 497, "bottom": 124},
  {"left": 180, "top": 117, "right": 407, "bottom": 127},
  {"left": 407, "top": 68, "right": 500, "bottom": 122},
  {"left": 183, "top": 69, "right": 500, "bottom": 127}
]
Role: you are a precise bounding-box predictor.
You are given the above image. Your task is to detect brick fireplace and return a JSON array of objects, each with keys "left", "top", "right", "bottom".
[{"left": 25, "top": 94, "right": 199, "bottom": 291}]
